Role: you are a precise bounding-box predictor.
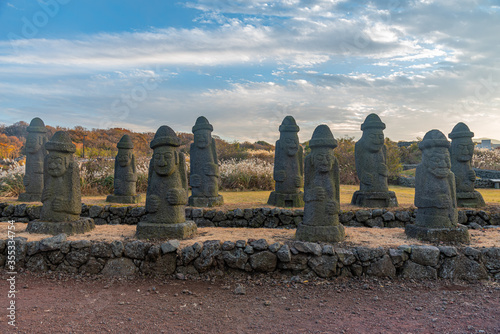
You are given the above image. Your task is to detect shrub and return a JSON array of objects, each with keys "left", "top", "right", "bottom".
[
  {"left": 334, "top": 136, "right": 358, "bottom": 185},
  {"left": 0, "top": 173, "right": 24, "bottom": 197},
  {"left": 473, "top": 148, "right": 500, "bottom": 170},
  {"left": 219, "top": 158, "right": 274, "bottom": 191},
  {"left": 399, "top": 142, "right": 422, "bottom": 164},
  {"left": 385, "top": 138, "right": 403, "bottom": 184},
  {"left": 79, "top": 159, "right": 115, "bottom": 195}
]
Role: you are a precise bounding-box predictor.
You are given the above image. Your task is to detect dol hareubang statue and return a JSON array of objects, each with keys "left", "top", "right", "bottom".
[
  {"left": 26, "top": 131, "right": 95, "bottom": 235},
  {"left": 18, "top": 117, "right": 48, "bottom": 202},
  {"left": 405, "top": 130, "right": 469, "bottom": 244},
  {"left": 188, "top": 116, "right": 223, "bottom": 207},
  {"left": 136, "top": 125, "right": 197, "bottom": 239},
  {"left": 351, "top": 113, "right": 397, "bottom": 207},
  {"left": 106, "top": 135, "right": 141, "bottom": 204},
  {"left": 295, "top": 125, "right": 345, "bottom": 243},
  {"left": 448, "top": 123, "right": 485, "bottom": 208},
  {"left": 267, "top": 116, "right": 304, "bottom": 207}
]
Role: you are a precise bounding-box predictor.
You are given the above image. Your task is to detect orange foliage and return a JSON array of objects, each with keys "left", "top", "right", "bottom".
[{"left": 0, "top": 133, "right": 23, "bottom": 159}]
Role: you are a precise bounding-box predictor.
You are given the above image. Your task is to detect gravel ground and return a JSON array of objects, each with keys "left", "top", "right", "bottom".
[{"left": 1, "top": 272, "right": 499, "bottom": 334}]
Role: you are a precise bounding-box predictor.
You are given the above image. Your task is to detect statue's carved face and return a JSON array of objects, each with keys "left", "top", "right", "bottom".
[
  {"left": 424, "top": 148, "right": 451, "bottom": 179},
  {"left": 363, "top": 129, "right": 384, "bottom": 153},
  {"left": 153, "top": 146, "right": 177, "bottom": 176},
  {"left": 117, "top": 150, "right": 132, "bottom": 167},
  {"left": 47, "top": 152, "right": 68, "bottom": 177},
  {"left": 26, "top": 134, "right": 43, "bottom": 153},
  {"left": 282, "top": 135, "right": 299, "bottom": 156},
  {"left": 195, "top": 131, "right": 210, "bottom": 149},
  {"left": 313, "top": 148, "right": 334, "bottom": 173},
  {"left": 451, "top": 138, "right": 474, "bottom": 162}
]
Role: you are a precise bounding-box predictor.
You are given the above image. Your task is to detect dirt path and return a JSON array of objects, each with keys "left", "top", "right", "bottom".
[{"left": 1, "top": 272, "right": 499, "bottom": 334}]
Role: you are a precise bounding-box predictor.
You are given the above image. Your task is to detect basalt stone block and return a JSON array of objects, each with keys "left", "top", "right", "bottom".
[
  {"left": 188, "top": 117, "right": 224, "bottom": 207},
  {"left": 193, "top": 240, "right": 222, "bottom": 273},
  {"left": 481, "top": 248, "right": 500, "bottom": 273},
  {"left": 405, "top": 224, "right": 470, "bottom": 244},
  {"left": 137, "top": 125, "right": 197, "bottom": 239},
  {"left": 292, "top": 241, "right": 322, "bottom": 256},
  {"left": 401, "top": 261, "right": 437, "bottom": 280},
  {"left": 439, "top": 254, "right": 488, "bottom": 280},
  {"left": 25, "top": 254, "right": 48, "bottom": 272},
  {"left": 448, "top": 123, "right": 485, "bottom": 208},
  {"left": 296, "top": 125, "right": 345, "bottom": 242},
  {"left": 189, "top": 195, "right": 224, "bottom": 208},
  {"left": 161, "top": 240, "right": 180, "bottom": 254},
  {"left": 410, "top": 245, "right": 440, "bottom": 267},
  {"left": 124, "top": 240, "right": 151, "bottom": 260},
  {"left": 295, "top": 225, "right": 345, "bottom": 243},
  {"left": 91, "top": 242, "right": 113, "bottom": 258},
  {"left": 26, "top": 218, "right": 95, "bottom": 236},
  {"left": 18, "top": 117, "right": 48, "bottom": 202},
  {"left": 136, "top": 221, "right": 197, "bottom": 240},
  {"left": 268, "top": 116, "right": 304, "bottom": 208},
  {"left": 140, "top": 253, "right": 176, "bottom": 276},
  {"left": 39, "top": 233, "right": 67, "bottom": 251},
  {"left": 249, "top": 251, "right": 277, "bottom": 272},
  {"left": 277, "top": 244, "right": 292, "bottom": 263},
  {"left": 366, "top": 255, "right": 396, "bottom": 278},
  {"left": 351, "top": 191, "right": 398, "bottom": 208},
  {"left": 336, "top": 248, "right": 356, "bottom": 266},
  {"left": 456, "top": 191, "right": 486, "bottom": 208},
  {"left": 308, "top": 255, "right": 338, "bottom": 278},
  {"left": 80, "top": 257, "right": 104, "bottom": 275},
  {"left": 101, "top": 257, "right": 138, "bottom": 276},
  {"left": 351, "top": 114, "right": 398, "bottom": 208},
  {"left": 223, "top": 248, "right": 248, "bottom": 270},
  {"left": 405, "top": 130, "right": 470, "bottom": 244},
  {"left": 106, "top": 194, "right": 141, "bottom": 204}
]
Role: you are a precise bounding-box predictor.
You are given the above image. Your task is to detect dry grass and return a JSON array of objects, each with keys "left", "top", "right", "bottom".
[
  {"left": 2, "top": 223, "right": 498, "bottom": 248},
  {"left": 3, "top": 185, "right": 500, "bottom": 210}
]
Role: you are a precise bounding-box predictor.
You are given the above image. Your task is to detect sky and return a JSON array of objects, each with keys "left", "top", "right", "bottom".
[{"left": 0, "top": 0, "right": 499, "bottom": 144}]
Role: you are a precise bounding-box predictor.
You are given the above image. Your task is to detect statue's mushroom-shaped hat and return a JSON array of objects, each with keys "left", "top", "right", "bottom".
[
  {"left": 45, "top": 131, "right": 76, "bottom": 153},
  {"left": 27, "top": 117, "right": 48, "bottom": 133},
  {"left": 279, "top": 115, "right": 300, "bottom": 133},
  {"left": 192, "top": 116, "right": 214, "bottom": 133},
  {"left": 448, "top": 122, "right": 474, "bottom": 139},
  {"left": 309, "top": 124, "right": 338, "bottom": 149},
  {"left": 151, "top": 125, "right": 181, "bottom": 149},
  {"left": 361, "top": 113, "right": 386, "bottom": 131},
  {"left": 419, "top": 129, "right": 450, "bottom": 150},
  {"left": 117, "top": 134, "right": 134, "bottom": 149}
]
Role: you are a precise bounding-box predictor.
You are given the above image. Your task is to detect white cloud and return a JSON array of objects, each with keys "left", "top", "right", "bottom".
[{"left": 1, "top": 0, "right": 499, "bottom": 142}]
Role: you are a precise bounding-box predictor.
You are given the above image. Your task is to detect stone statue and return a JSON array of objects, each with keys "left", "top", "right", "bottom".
[
  {"left": 296, "top": 124, "right": 345, "bottom": 242},
  {"left": 106, "top": 135, "right": 141, "bottom": 204},
  {"left": 136, "top": 125, "right": 197, "bottom": 239},
  {"left": 448, "top": 122, "right": 485, "bottom": 208},
  {"left": 18, "top": 117, "right": 48, "bottom": 202},
  {"left": 405, "top": 130, "right": 469, "bottom": 243},
  {"left": 267, "top": 116, "right": 304, "bottom": 207},
  {"left": 26, "top": 131, "right": 95, "bottom": 235},
  {"left": 351, "top": 114, "right": 398, "bottom": 207},
  {"left": 188, "top": 116, "right": 224, "bottom": 207}
]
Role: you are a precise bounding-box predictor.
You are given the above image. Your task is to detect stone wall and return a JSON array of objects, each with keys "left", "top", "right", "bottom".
[
  {"left": 398, "top": 169, "right": 500, "bottom": 188},
  {"left": 2, "top": 234, "right": 498, "bottom": 280},
  {"left": 397, "top": 176, "right": 415, "bottom": 188},
  {"left": 2, "top": 203, "right": 500, "bottom": 229},
  {"left": 474, "top": 168, "right": 500, "bottom": 180},
  {"left": 475, "top": 179, "right": 494, "bottom": 189}
]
